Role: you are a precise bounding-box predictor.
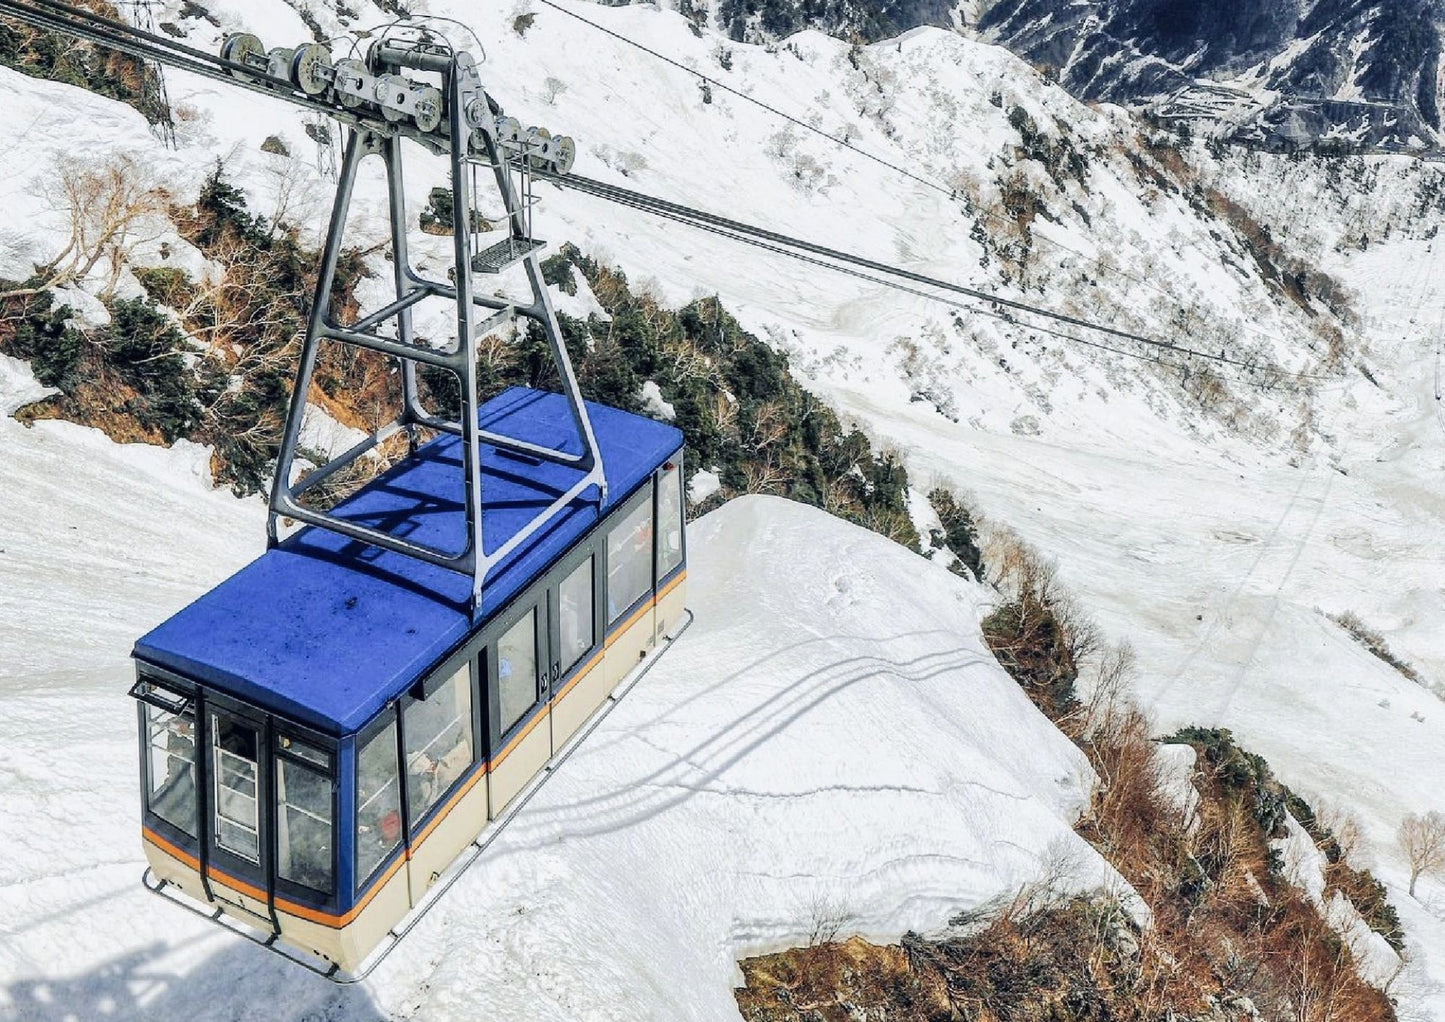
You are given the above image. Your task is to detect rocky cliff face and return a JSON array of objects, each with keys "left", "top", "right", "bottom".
[
  {"left": 714, "top": 0, "right": 955, "bottom": 44},
  {"left": 696, "top": 0, "right": 1445, "bottom": 149},
  {"left": 975, "top": 0, "right": 1445, "bottom": 149}
]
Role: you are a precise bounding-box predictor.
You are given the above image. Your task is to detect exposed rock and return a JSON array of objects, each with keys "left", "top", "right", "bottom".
[{"left": 975, "top": 0, "right": 1445, "bottom": 150}]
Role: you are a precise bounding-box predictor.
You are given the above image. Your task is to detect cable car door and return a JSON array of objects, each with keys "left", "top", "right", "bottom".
[
  {"left": 489, "top": 594, "right": 552, "bottom": 815},
  {"left": 205, "top": 703, "right": 272, "bottom": 924},
  {"left": 548, "top": 549, "right": 602, "bottom": 751}
]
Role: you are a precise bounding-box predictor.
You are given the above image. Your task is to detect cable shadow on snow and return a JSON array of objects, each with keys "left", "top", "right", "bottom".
[
  {"left": 0, "top": 940, "right": 384, "bottom": 1022},
  {"left": 503, "top": 636, "right": 996, "bottom": 846}
]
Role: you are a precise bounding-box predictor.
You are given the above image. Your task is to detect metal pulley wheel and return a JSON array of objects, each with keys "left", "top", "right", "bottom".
[
  {"left": 333, "top": 58, "right": 367, "bottom": 109},
  {"left": 290, "top": 43, "right": 334, "bottom": 97},
  {"left": 525, "top": 126, "right": 553, "bottom": 169},
  {"left": 266, "top": 47, "right": 296, "bottom": 82},
  {"left": 550, "top": 135, "right": 576, "bottom": 175},
  {"left": 219, "top": 33, "right": 265, "bottom": 75},
  {"left": 465, "top": 99, "right": 492, "bottom": 132},
  {"left": 493, "top": 116, "right": 522, "bottom": 145},
  {"left": 374, "top": 74, "right": 410, "bottom": 122},
  {"left": 412, "top": 86, "right": 444, "bottom": 133}
]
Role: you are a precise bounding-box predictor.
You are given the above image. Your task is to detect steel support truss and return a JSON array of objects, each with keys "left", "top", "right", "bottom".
[{"left": 267, "top": 48, "right": 606, "bottom": 607}]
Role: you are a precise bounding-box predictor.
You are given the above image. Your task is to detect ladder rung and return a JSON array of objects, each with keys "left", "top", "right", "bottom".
[
  {"left": 474, "top": 306, "right": 515, "bottom": 340},
  {"left": 471, "top": 237, "right": 545, "bottom": 274},
  {"left": 321, "top": 324, "right": 460, "bottom": 369}
]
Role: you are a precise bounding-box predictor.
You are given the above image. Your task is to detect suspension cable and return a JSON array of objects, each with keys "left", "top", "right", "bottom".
[
  {"left": 0, "top": 0, "right": 1348, "bottom": 388},
  {"left": 0, "top": 0, "right": 373, "bottom": 121},
  {"left": 558, "top": 178, "right": 1327, "bottom": 393},
  {"left": 544, "top": 171, "right": 1340, "bottom": 384},
  {"left": 532, "top": 0, "right": 1307, "bottom": 351},
  {"left": 534, "top": 0, "right": 949, "bottom": 199}
]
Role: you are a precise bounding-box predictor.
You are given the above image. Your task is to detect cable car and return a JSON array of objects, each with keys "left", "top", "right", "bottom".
[
  {"left": 132, "top": 387, "right": 686, "bottom": 973},
  {"left": 118, "top": 31, "right": 694, "bottom": 976}
]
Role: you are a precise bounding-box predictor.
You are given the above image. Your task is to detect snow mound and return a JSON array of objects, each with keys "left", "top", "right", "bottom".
[
  {"left": 1152, "top": 742, "right": 1201, "bottom": 832},
  {"left": 0, "top": 479, "right": 1127, "bottom": 1020},
  {"left": 1274, "top": 814, "right": 1403, "bottom": 988},
  {"left": 378, "top": 496, "right": 1128, "bottom": 1019},
  {"left": 0, "top": 354, "right": 56, "bottom": 417}
]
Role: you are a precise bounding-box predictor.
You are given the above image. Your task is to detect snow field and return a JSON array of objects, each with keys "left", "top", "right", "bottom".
[{"left": 0, "top": 357, "right": 1128, "bottom": 1019}]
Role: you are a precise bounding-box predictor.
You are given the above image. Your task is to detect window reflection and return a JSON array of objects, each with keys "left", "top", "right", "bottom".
[
  {"left": 276, "top": 750, "right": 333, "bottom": 893},
  {"left": 212, "top": 715, "right": 260, "bottom": 863},
  {"left": 608, "top": 498, "right": 652, "bottom": 622},
  {"left": 356, "top": 720, "right": 401, "bottom": 882},
  {"left": 656, "top": 463, "right": 683, "bottom": 580},
  {"left": 146, "top": 702, "right": 197, "bottom": 837},
  {"left": 498, "top": 610, "right": 538, "bottom": 734},
  {"left": 559, "top": 558, "right": 594, "bottom": 673},
  {"left": 405, "top": 669, "right": 474, "bottom": 826}
]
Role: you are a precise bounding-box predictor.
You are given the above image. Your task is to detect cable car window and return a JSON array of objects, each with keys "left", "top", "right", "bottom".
[
  {"left": 404, "top": 667, "right": 474, "bottom": 827},
  {"left": 607, "top": 497, "right": 652, "bottom": 623},
  {"left": 211, "top": 715, "right": 260, "bottom": 863},
  {"left": 656, "top": 462, "right": 683, "bottom": 581},
  {"left": 498, "top": 609, "right": 538, "bottom": 734},
  {"left": 558, "top": 557, "right": 594, "bottom": 673},
  {"left": 356, "top": 720, "right": 402, "bottom": 883},
  {"left": 145, "top": 702, "right": 197, "bottom": 837},
  {"left": 279, "top": 734, "right": 329, "bottom": 769},
  {"left": 276, "top": 754, "right": 333, "bottom": 893}
]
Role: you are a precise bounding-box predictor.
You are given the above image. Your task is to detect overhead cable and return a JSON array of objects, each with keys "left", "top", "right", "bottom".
[
  {"left": 545, "top": 170, "right": 1340, "bottom": 384},
  {"left": 532, "top": 0, "right": 1307, "bottom": 351},
  {"left": 534, "top": 0, "right": 951, "bottom": 199}
]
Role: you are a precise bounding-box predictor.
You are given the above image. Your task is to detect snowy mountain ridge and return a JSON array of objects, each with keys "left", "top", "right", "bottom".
[
  {"left": 974, "top": 0, "right": 1445, "bottom": 150},
  {"left": 683, "top": 0, "right": 1445, "bottom": 150}
]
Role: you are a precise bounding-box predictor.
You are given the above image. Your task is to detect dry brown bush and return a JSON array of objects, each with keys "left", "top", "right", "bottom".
[
  {"left": 982, "top": 528, "right": 1099, "bottom": 728},
  {"left": 1, "top": 154, "right": 167, "bottom": 302}
]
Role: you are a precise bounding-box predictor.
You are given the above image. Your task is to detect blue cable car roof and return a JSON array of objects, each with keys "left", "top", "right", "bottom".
[{"left": 134, "top": 387, "right": 683, "bottom": 736}]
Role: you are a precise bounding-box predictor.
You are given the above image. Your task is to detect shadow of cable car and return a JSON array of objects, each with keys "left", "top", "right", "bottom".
[{"left": 1, "top": 941, "right": 384, "bottom": 1022}]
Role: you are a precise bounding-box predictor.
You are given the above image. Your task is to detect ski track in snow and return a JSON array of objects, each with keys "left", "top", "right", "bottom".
[{"left": 2, "top": 0, "right": 1445, "bottom": 1016}]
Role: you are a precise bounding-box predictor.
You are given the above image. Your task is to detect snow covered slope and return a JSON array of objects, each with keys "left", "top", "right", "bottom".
[
  {"left": 976, "top": 0, "right": 1445, "bottom": 149},
  {"left": 0, "top": 352, "right": 1123, "bottom": 1019},
  {"left": 4, "top": 0, "right": 1445, "bottom": 1015}
]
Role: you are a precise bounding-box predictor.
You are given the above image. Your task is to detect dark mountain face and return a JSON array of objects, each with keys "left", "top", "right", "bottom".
[
  {"left": 688, "top": 0, "right": 1443, "bottom": 149},
  {"left": 714, "top": 0, "right": 954, "bottom": 44},
  {"left": 976, "top": 0, "right": 1445, "bottom": 149}
]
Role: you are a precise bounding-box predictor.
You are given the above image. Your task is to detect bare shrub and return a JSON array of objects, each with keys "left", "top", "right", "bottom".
[
  {"left": 1330, "top": 610, "right": 1422, "bottom": 684},
  {"left": 1079, "top": 703, "right": 1182, "bottom": 906},
  {"left": 1399, "top": 811, "right": 1445, "bottom": 897},
  {"left": 1082, "top": 640, "right": 1137, "bottom": 740},
  {"left": 805, "top": 892, "right": 849, "bottom": 946},
  {"left": 982, "top": 527, "right": 1100, "bottom": 727},
  {"left": 1009, "top": 837, "right": 1087, "bottom": 918},
  {"left": 739, "top": 458, "right": 784, "bottom": 495},
  {"left": 1, "top": 154, "right": 167, "bottom": 302},
  {"left": 1314, "top": 799, "right": 1366, "bottom": 867}
]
